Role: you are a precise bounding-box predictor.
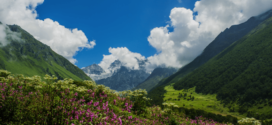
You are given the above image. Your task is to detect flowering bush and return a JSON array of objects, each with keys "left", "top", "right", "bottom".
[
  {"left": 238, "top": 117, "right": 261, "bottom": 125},
  {"left": 0, "top": 70, "right": 239, "bottom": 125}
]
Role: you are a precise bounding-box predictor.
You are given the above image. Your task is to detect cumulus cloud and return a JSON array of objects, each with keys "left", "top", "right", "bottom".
[
  {"left": 98, "top": 47, "right": 146, "bottom": 73},
  {"left": 145, "top": 0, "right": 272, "bottom": 72},
  {"left": 0, "top": 0, "right": 95, "bottom": 64},
  {"left": 0, "top": 24, "right": 7, "bottom": 46},
  {"left": 0, "top": 23, "right": 24, "bottom": 47}
]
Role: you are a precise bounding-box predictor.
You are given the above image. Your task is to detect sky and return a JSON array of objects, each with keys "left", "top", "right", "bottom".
[{"left": 0, "top": 0, "right": 272, "bottom": 73}]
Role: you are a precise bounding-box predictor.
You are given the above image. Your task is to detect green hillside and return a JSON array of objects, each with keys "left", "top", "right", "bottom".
[
  {"left": 163, "top": 85, "right": 244, "bottom": 119},
  {"left": 132, "top": 67, "right": 177, "bottom": 92},
  {"left": 0, "top": 24, "right": 91, "bottom": 81},
  {"left": 148, "top": 10, "right": 272, "bottom": 106},
  {"left": 148, "top": 16, "right": 272, "bottom": 121},
  {"left": 172, "top": 16, "right": 272, "bottom": 120}
]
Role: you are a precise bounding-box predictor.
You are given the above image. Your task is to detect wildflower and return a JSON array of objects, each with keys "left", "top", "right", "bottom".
[{"left": 118, "top": 117, "right": 122, "bottom": 125}]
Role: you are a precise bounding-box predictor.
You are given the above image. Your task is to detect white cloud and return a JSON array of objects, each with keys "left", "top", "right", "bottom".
[
  {"left": 0, "top": 23, "right": 24, "bottom": 47},
  {"left": 0, "top": 24, "right": 7, "bottom": 46},
  {"left": 145, "top": 0, "right": 272, "bottom": 72},
  {"left": 0, "top": 0, "right": 95, "bottom": 64},
  {"left": 98, "top": 47, "right": 146, "bottom": 73}
]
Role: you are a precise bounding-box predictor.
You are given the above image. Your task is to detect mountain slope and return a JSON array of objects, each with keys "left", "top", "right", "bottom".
[
  {"left": 81, "top": 64, "right": 105, "bottom": 75},
  {"left": 174, "top": 16, "right": 272, "bottom": 103},
  {"left": 170, "top": 16, "right": 272, "bottom": 120},
  {"left": 96, "top": 66, "right": 150, "bottom": 91},
  {"left": 148, "top": 9, "right": 272, "bottom": 105},
  {"left": 132, "top": 67, "right": 177, "bottom": 92},
  {"left": 81, "top": 64, "right": 110, "bottom": 81},
  {"left": 0, "top": 24, "right": 92, "bottom": 81}
]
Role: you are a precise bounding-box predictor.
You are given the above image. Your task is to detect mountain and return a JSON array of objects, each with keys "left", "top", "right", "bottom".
[
  {"left": 0, "top": 23, "right": 92, "bottom": 81},
  {"left": 95, "top": 59, "right": 150, "bottom": 91},
  {"left": 81, "top": 64, "right": 110, "bottom": 81},
  {"left": 148, "top": 9, "right": 272, "bottom": 105},
  {"left": 81, "top": 64, "right": 105, "bottom": 75},
  {"left": 132, "top": 67, "right": 178, "bottom": 92},
  {"left": 108, "top": 60, "right": 123, "bottom": 73},
  {"left": 81, "top": 60, "right": 124, "bottom": 81},
  {"left": 171, "top": 15, "right": 272, "bottom": 120}
]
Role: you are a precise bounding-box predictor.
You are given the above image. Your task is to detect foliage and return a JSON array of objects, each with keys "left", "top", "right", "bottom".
[{"left": 0, "top": 70, "right": 235, "bottom": 124}]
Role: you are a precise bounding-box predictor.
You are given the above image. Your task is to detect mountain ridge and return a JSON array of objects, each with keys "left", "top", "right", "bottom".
[
  {"left": 132, "top": 67, "right": 178, "bottom": 92},
  {"left": 148, "top": 9, "right": 272, "bottom": 107},
  {"left": 0, "top": 23, "right": 91, "bottom": 81},
  {"left": 91, "top": 59, "right": 150, "bottom": 91}
]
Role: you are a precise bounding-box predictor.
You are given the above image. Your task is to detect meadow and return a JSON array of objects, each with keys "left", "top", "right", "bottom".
[
  {"left": 163, "top": 84, "right": 271, "bottom": 125},
  {"left": 0, "top": 69, "right": 259, "bottom": 125},
  {"left": 163, "top": 84, "right": 244, "bottom": 118}
]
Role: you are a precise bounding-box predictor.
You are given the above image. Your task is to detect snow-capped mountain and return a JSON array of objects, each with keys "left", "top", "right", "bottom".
[
  {"left": 82, "top": 58, "right": 151, "bottom": 91},
  {"left": 81, "top": 64, "right": 105, "bottom": 75},
  {"left": 95, "top": 59, "right": 150, "bottom": 91},
  {"left": 108, "top": 60, "right": 123, "bottom": 73},
  {"left": 81, "top": 64, "right": 112, "bottom": 81}
]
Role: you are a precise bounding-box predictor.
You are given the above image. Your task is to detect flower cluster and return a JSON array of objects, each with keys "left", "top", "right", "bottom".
[
  {"left": 0, "top": 70, "right": 238, "bottom": 125},
  {"left": 238, "top": 117, "right": 261, "bottom": 125}
]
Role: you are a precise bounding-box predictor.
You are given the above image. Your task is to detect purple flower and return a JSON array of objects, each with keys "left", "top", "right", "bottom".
[
  {"left": 118, "top": 117, "right": 122, "bottom": 125},
  {"left": 113, "top": 100, "right": 116, "bottom": 105},
  {"left": 113, "top": 113, "right": 117, "bottom": 119}
]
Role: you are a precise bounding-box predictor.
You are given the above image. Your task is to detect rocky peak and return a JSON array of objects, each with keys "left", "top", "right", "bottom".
[
  {"left": 82, "top": 64, "right": 105, "bottom": 75},
  {"left": 255, "top": 9, "right": 272, "bottom": 20},
  {"left": 108, "top": 60, "right": 123, "bottom": 73}
]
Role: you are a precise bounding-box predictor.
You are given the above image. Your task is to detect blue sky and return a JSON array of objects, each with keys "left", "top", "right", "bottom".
[
  {"left": 35, "top": 0, "right": 196, "bottom": 68},
  {"left": 1, "top": 0, "right": 272, "bottom": 73}
]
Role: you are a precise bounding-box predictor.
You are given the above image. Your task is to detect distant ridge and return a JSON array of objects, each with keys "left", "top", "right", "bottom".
[{"left": 132, "top": 67, "right": 177, "bottom": 92}]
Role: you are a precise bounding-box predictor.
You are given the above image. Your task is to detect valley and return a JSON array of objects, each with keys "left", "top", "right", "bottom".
[{"left": 1, "top": 3, "right": 272, "bottom": 125}]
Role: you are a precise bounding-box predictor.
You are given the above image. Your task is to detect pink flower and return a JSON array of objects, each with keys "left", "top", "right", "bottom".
[{"left": 118, "top": 117, "right": 122, "bottom": 125}]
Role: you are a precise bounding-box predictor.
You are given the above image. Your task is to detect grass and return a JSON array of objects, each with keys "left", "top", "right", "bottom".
[
  {"left": 163, "top": 83, "right": 272, "bottom": 122},
  {"left": 164, "top": 84, "right": 243, "bottom": 118},
  {"left": 0, "top": 48, "right": 85, "bottom": 81},
  {"left": 0, "top": 70, "right": 236, "bottom": 125}
]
